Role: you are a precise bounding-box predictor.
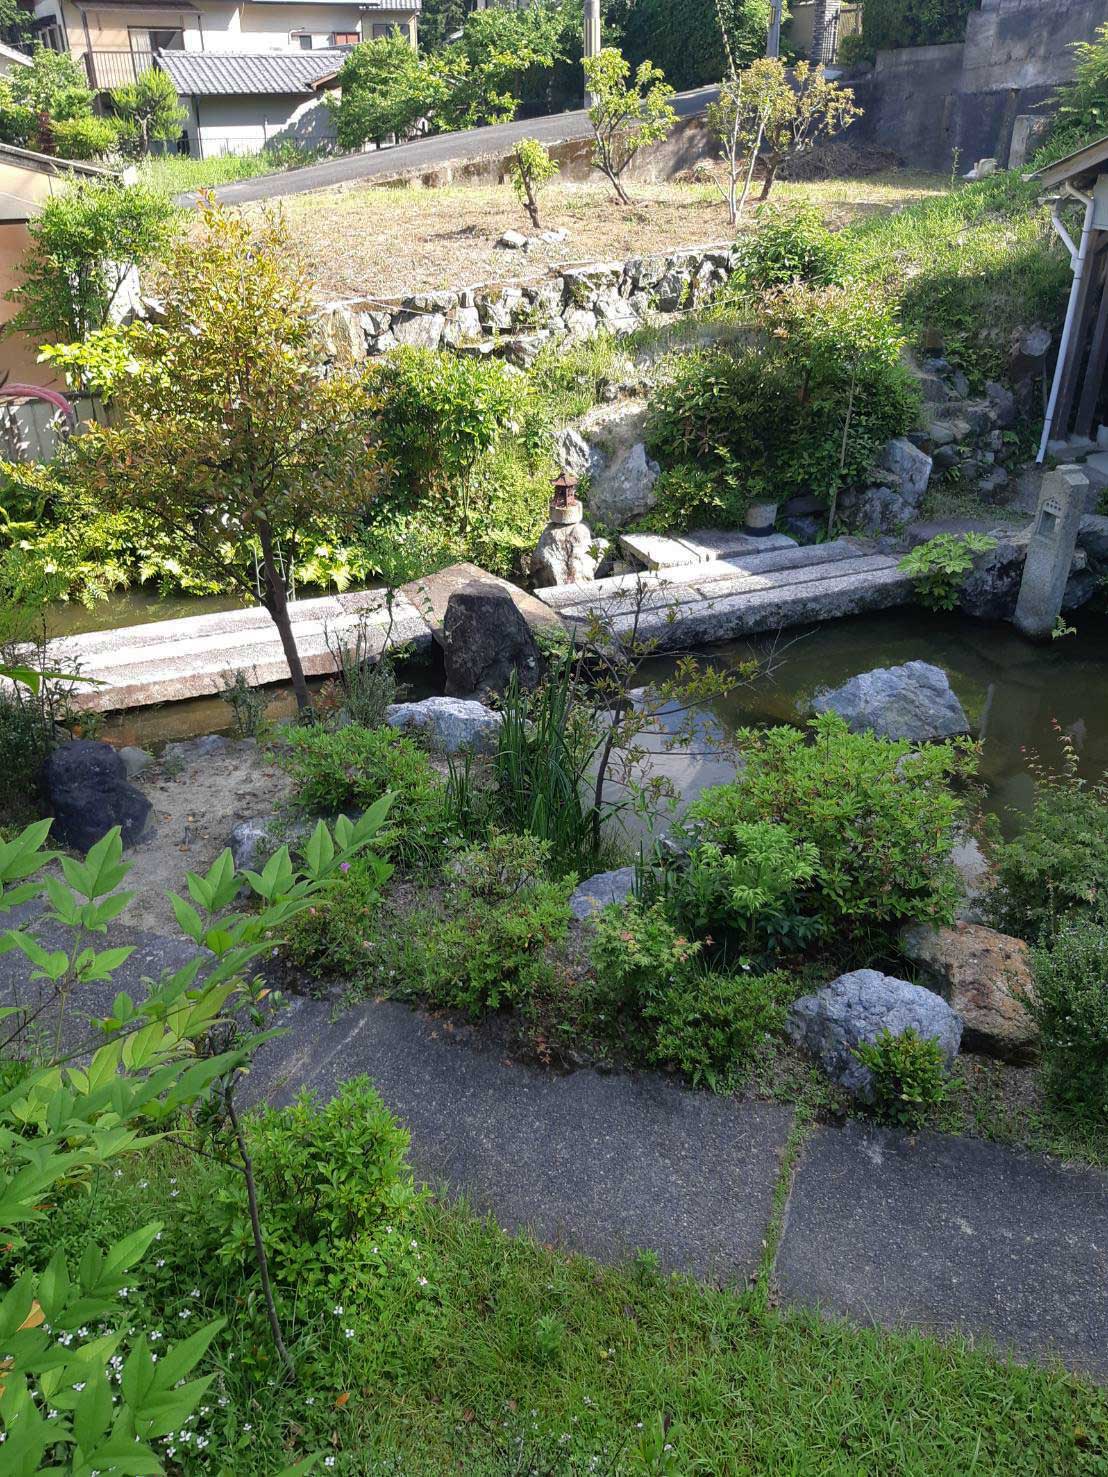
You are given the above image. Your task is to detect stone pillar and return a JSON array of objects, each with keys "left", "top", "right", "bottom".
[
  {"left": 583, "top": 0, "right": 601, "bottom": 107},
  {"left": 1013, "top": 464, "right": 1088, "bottom": 639},
  {"left": 809, "top": 0, "right": 841, "bottom": 64}
]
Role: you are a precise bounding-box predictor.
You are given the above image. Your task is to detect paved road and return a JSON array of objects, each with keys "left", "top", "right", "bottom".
[{"left": 189, "top": 85, "right": 718, "bottom": 207}]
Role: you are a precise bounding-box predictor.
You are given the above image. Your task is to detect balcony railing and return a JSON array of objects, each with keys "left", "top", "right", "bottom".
[{"left": 82, "top": 49, "right": 159, "bottom": 91}]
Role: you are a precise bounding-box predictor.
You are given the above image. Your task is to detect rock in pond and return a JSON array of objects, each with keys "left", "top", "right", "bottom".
[
  {"left": 811, "top": 660, "right": 969, "bottom": 742},
  {"left": 569, "top": 866, "right": 636, "bottom": 921},
  {"left": 788, "top": 969, "right": 962, "bottom": 1100},
  {"left": 900, "top": 921, "right": 1039, "bottom": 1062},
  {"left": 386, "top": 696, "right": 502, "bottom": 755},
  {"left": 43, "top": 739, "right": 153, "bottom": 853},
  {"left": 444, "top": 580, "right": 544, "bottom": 703}
]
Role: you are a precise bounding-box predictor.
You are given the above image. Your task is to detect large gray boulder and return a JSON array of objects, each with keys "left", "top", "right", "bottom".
[
  {"left": 43, "top": 740, "right": 153, "bottom": 853},
  {"left": 531, "top": 521, "right": 607, "bottom": 587},
  {"left": 788, "top": 969, "right": 962, "bottom": 1099},
  {"left": 569, "top": 866, "right": 636, "bottom": 921},
  {"left": 587, "top": 442, "right": 661, "bottom": 528},
  {"left": 811, "top": 660, "right": 969, "bottom": 742},
  {"left": 386, "top": 696, "right": 502, "bottom": 755},
  {"left": 879, "top": 437, "right": 933, "bottom": 500},
  {"left": 443, "top": 580, "right": 544, "bottom": 702}
]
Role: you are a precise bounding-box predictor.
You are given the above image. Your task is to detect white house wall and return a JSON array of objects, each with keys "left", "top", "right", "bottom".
[{"left": 191, "top": 91, "right": 335, "bottom": 155}]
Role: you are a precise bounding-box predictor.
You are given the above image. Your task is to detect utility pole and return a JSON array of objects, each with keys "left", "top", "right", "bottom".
[
  {"left": 766, "top": 0, "right": 783, "bottom": 57},
  {"left": 583, "top": 0, "right": 601, "bottom": 107}
]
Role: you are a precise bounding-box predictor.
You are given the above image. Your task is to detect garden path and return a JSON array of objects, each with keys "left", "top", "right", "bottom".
[
  {"left": 2, "top": 921, "right": 1106, "bottom": 1379},
  {"left": 245, "top": 989, "right": 1108, "bottom": 1381}
]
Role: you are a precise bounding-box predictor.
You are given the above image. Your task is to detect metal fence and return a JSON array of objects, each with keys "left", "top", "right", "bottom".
[{"left": 82, "top": 49, "right": 158, "bottom": 90}]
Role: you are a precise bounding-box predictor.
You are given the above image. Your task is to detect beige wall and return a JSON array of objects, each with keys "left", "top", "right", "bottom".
[{"left": 0, "top": 221, "right": 61, "bottom": 387}]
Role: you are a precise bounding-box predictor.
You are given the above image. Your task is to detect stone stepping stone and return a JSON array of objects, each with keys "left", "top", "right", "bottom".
[
  {"left": 620, "top": 529, "right": 795, "bottom": 570},
  {"left": 775, "top": 1121, "right": 1108, "bottom": 1379}
]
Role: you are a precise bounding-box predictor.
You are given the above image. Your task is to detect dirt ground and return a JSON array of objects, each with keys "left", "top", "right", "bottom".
[
  {"left": 124, "top": 739, "right": 292, "bottom": 934},
  {"left": 254, "top": 172, "right": 947, "bottom": 302}
]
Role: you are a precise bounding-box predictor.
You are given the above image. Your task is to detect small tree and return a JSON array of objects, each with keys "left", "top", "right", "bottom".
[
  {"left": 44, "top": 200, "right": 381, "bottom": 713},
  {"left": 510, "top": 137, "right": 559, "bottom": 229},
  {"left": 738, "top": 58, "right": 860, "bottom": 202},
  {"left": 329, "top": 33, "right": 445, "bottom": 150},
  {"left": 583, "top": 47, "right": 677, "bottom": 206},
  {"left": 6, "top": 178, "right": 177, "bottom": 343},
  {"left": 705, "top": 71, "right": 749, "bottom": 225},
  {"left": 110, "top": 67, "right": 186, "bottom": 156},
  {"left": 438, "top": 3, "right": 569, "bottom": 129}
]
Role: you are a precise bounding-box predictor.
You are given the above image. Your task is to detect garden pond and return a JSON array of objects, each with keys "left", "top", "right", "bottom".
[{"left": 92, "top": 605, "right": 1108, "bottom": 839}]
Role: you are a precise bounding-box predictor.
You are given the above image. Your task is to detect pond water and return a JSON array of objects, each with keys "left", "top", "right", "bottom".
[
  {"left": 638, "top": 608, "right": 1108, "bottom": 837},
  {"left": 94, "top": 603, "right": 1108, "bottom": 838},
  {"left": 46, "top": 589, "right": 246, "bottom": 639}
]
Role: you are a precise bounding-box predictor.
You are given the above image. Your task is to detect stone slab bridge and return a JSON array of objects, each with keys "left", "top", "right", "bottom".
[{"left": 47, "top": 535, "right": 911, "bottom": 714}]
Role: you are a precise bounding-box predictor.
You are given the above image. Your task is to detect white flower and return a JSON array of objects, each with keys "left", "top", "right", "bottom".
[
  {"left": 418, "top": 1277, "right": 428, "bottom": 1287},
  {"left": 149, "top": 1331, "right": 162, "bottom": 1342},
  {"left": 344, "top": 1328, "right": 355, "bottom": 1339},
  {"left": 72, "top": 1382, "right": 86, "bottom": 1392},
  {"left": 324, "top": 1460, "right": 336, "bottom": 1469},
  {"left": 333, "top": 1305, "right": 343, "bottom": 1316},
  {"left": 155, "top": 1259, "right": 166, "bottom": 1269},
  {"left": 77, "top": 1327, "right": 88, "bottom": 1338},
  {"left": 409, "top": 1239, "right": 417, "bottom": 1250},
  {"left": 243, "top": 1423, "right": 252, "bottom": 1432},
  {"left": 190, "top": 1288, "right": 200, "bottom": 1298},
  {"left": 170, "top": 1190, "right": 179, "bottom": 1198},
  {"left": 305, "top": 1397, "right": 315, "bottom": 1406}
]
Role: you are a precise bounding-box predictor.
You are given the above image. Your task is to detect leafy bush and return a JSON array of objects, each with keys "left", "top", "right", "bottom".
[
  {"left": 620, "top": 0, "right": 771, "bottom": 91},
  {"left": 648, "top": 287, "right": 919, "bottom": 517},
  {"left": 985, "top": 737, "right": 1108, "bottom": 944},
  {"left": 50, "top": 113, "right": 121, "bottom": 160},
  {"left": 1044, "top": 22, "right": 1108, "bottom": 157},
  {"left": 367, "top": 346, "right": 534, "bottom": 533},
  {"left": 278, "top": 722, "right": 448, "bottom": 863},
  {"left": 108, "top": 67, "right": 186, "bottom": 156},
  {"left": 590, "top": 900, "right": 792, "bottom": 1088},
  {"left": 851, "top": 0, "right": 976, "bottom": 62},
  {"left": 510, "top": 136, "right": 559, "bottom": 229},
  {"left": 898, "top": 532, "right": 998, "bottom": 611},
  {"left": 686, "top": 715, "right": 975, "bottom": 951},
  {"left": 665, "top": 819, "right": 822, "bottom": 958},
  {"left": 211, "top": 1078, "right": 424, "bottom": 1300},
  {"left": 730, "top": 203, "right": 847, "bottom": 291},
  {"left": 854, "top": 1027, "right": 951, "bottom": 1129},
  {"left": 283, "top": 848, "right": 394, "bottom": 976},
  {"left": 1029, "top": 918, "right": 1108, "bottom": 1125},
  {"left": 6, "top": 178, "right": 177, "bottom": 342},
  {"left": 450, "top": 828, "right": 554, "bottom": 898}
]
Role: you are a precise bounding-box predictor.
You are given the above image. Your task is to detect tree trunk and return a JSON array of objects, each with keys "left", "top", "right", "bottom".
[
  {"left": 258, "top": 521, "right": 310, "bottom": 713},
  {"left": 523, "top": 176, "right": 541, "bottom": 230},
  {"left": 759, "top": 158, "right": 780, "bottom": 201}
]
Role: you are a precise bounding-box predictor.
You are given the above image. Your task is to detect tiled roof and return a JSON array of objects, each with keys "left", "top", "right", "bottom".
[{"left": 159, "top": 49, "right": 346, "bottom": 97}]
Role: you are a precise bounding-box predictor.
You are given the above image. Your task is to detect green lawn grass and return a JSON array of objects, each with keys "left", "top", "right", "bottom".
[
  {"left": 137, "top": 146, "right": 324, "bottom": 196},
  {"left": 31, "top": 1142, "right": 1108, "bottom": 1475}
]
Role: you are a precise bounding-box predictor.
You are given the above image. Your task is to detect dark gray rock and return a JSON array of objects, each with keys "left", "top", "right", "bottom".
[
  {"left": 957, "top": 539, "right": 1026, "bottom": 621},
  {"left": 879, "top": 436, "right": 932, "bottom": 500},
  {"left": 776, "top": 1121, "right": 1108, "bottom": 1379},
  {"left": 163, "top": 734, "right": 228, "bottom": 765},
  {"left": 569, "top": 866, "right": 637, "bottom": 921},
  {"left": 811, "top": 660, "right": 969, "bottom": 742},
  {"left": 42, "top": 740, "right": 153, "bottom": 853},
  {"left": 1079, "top": 513, "right": 1108, "bottom": 568},
  {"left": 788, "top": 969, "right": 962, "bottom": 1099},
  {"left": 443, "top": 580, "right": 544, "bottom": 702},
  {"left": 117, "top": 745, "right": 153, "bottom": 781},
  {"left": 386, "top": 696, "right": 502, "bottom": 754},
  {"left": 984, "top": 380, "right": 1016, "bottom": 429},
  {"left": 840, "top": 485, "right": 917, "bottom": 535}
]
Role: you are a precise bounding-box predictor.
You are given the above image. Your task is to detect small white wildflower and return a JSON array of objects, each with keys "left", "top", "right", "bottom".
[
  {"left": 418, "top": 1277, "right": 428, "bottom": 1287},
  {"left": 324, "top": 1460, "right": 336, "bottom": 1469},
  {"left": 333, "top": 1305, "right": 343, "bottom": 1316},
  {"left": 344, "top": 1328, "right": 355, "bottom": 1339},
  {"left": 305, "top": 1397, "right": 315, "bottom": 1406},
  {"left": 72, "top": 1382, "right": 86, "bottom": 1392},
  {"left": 190, "top": 1288, "right": 200, "bottom": 1298},
  {"left": 243, "top": 1423, "right": 252, "bottom": 1432}
]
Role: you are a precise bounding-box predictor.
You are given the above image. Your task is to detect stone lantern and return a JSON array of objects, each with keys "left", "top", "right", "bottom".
[{"left": 531, "top": 469, "right": 606, "bottom": 588}]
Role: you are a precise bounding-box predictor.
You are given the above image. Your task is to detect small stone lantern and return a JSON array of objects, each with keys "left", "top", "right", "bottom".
[{"left": 550, "top": 470, "right": 583, "bottom": 525}]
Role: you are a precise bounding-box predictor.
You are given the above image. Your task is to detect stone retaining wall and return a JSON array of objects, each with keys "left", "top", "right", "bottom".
[{"left": 315, "top": 240, "right": 741, "bottom": 370}]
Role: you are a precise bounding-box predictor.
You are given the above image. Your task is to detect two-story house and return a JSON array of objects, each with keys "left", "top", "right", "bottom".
[{"left": 25, "top": 0, "right": 420, "bottom": 156}]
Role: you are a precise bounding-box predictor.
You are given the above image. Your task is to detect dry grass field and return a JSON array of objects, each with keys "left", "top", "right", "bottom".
[{"left": 250, "top": 172, "right": 948, "bottom": 301}]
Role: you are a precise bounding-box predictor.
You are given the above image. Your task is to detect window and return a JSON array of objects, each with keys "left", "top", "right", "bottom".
[
  {"left": 37, "top": 22, "right": 64, "bottom": 52},
  {"left": 333, "top": 31, "right": 359, "bottom": 45},
  {"left": 371, "top": 22, "right": 398, "bottom": 38},
  {"left": 292, "top": 31, "right": 314, "bottom": 48}
]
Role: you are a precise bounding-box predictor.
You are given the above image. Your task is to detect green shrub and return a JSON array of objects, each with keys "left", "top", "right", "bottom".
[
  {"left": 1029, "top": 918, "right": 1108, "bottom": 1125},
  {"left": 637, "top": 462, "right": 728, "bottom": 532},
  {"left": 854, "top": 1026, "right": 951, "bottom": 1129},
  {"left": 51, "top": 113, "right": 121, "bottom": 159},
  {"left": 985, "top": 743, "right": 1108, "bottom": 944},
  {"left": 450, "top": 828, "right": 554, "bottom": 898},
  {"left": 730, "top": 203, "right": 846, "bottom": 291},
  {"left": 278, "top": 722, "right": 448, "bottom": 863},
  {"left": 648, "top": 283, "right": 918, "bottom": 510},
  {"left": 852, "top": 0, "right": 975, "bottom": 62},
  {"left": 589, "top": 900, "right": 792, "bottom": 1088},
  {"left": 1045, "top": 22, "right": 1108, "bottom": 157},
  {"left": 282, "top": 848, "right": 394, "bottom": 976},
  {"left": 686, "top": 715, "right": 975, "bottom": 951},
  {"left": 666, "top": 819, "right": 822, "bottom": 958},
  {"left": 898, "top": 532, "right": 998, "bottom": 611}
]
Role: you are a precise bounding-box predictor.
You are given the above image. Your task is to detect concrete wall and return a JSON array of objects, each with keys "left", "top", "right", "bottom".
[
  {"left": 188, "top": 91, "right": 335, "bottom": 156},
  {"left": 845, "top": 0, "right": 1105, "bottom": 173}
]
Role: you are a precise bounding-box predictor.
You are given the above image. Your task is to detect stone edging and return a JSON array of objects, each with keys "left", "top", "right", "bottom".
[{"left": 315, "top": 241, "right": 742, "bottom": 369}]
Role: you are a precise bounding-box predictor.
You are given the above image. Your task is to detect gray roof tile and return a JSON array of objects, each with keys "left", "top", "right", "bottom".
[{"left": 159, "top": 49, "right": 346, "bottom": 97}]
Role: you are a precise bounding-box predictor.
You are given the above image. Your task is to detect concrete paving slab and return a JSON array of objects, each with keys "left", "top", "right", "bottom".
[
  {"left": 776, "top": 1121, "right": 1108, "bottom": 1379},
  {"left": 679, "top": 529, "right": 797, "bottom": 559},
  {"left": 619, "top": 533, "right": 709, "bottom": 569},
  {"left": 43, "top": 592, "right": 433, "bottom": 713},
  {"left": 247, "top": 995, "right": 793, "bottom": 1281}
]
